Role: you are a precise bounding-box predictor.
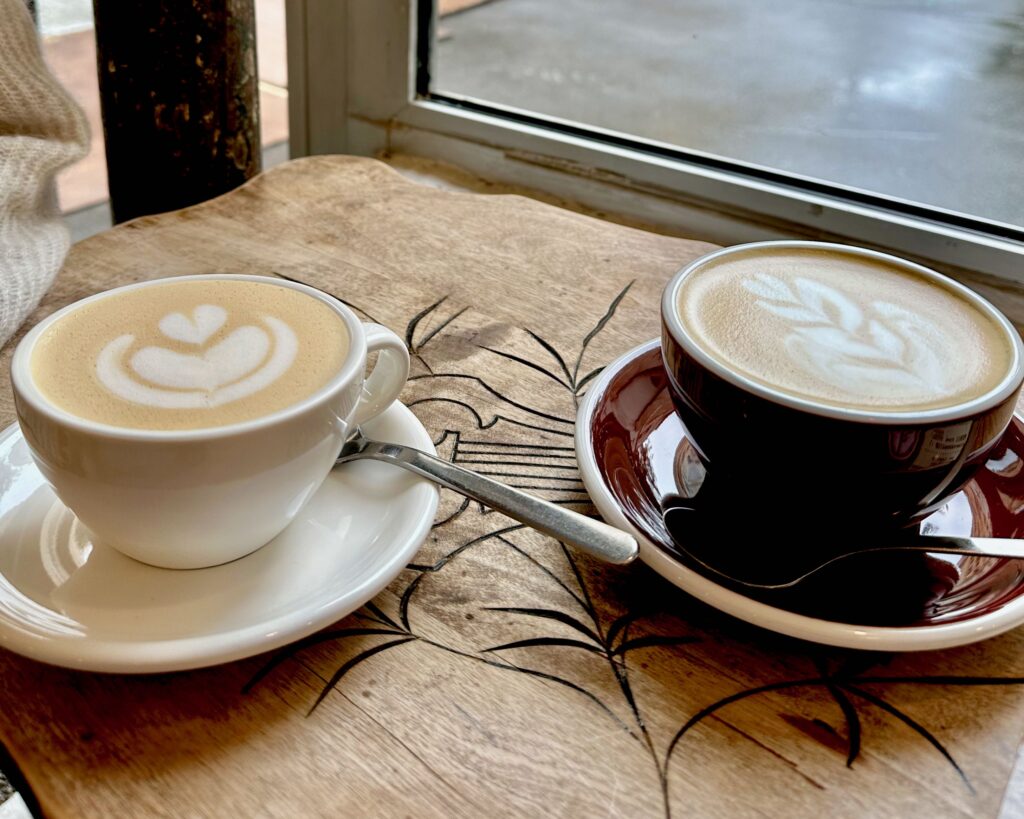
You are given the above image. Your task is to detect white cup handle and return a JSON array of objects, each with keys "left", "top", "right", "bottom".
[{"left": 350, "top": 323, "right": 410, "bottom": 428}]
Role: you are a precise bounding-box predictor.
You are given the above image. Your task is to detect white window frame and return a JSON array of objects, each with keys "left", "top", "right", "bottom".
[{"left": 285, "top": 0, "right": 1024, "bottom": 282}]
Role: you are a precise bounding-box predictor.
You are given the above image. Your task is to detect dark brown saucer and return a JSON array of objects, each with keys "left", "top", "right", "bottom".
[{"left": 576, "top": 340, "right": 1024, "bottom": 649}]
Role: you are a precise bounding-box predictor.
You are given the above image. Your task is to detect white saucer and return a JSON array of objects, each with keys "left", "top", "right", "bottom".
[{"left": 0, "top": 403, "right": 438, "bottom": 673}]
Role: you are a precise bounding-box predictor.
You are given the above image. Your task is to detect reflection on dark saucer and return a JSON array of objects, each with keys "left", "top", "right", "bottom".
[
  {"left": 588, "top": 341, "right": 1024, "bottom": 631},
  {"left": 658, "top": 443, "right": 965, "bottom": 627},
  {"left": 661, "top": 502, "right": 960, "bottom": 626}
]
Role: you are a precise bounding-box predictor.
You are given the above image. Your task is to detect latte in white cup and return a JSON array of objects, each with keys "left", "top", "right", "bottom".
[{"left": 11, "top": 274, "right": 410, "bottom": 569}]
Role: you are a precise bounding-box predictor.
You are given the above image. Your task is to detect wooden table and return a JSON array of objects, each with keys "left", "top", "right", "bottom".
[{"left": 3, "top": 155, "right": 1024, "bottom": 818}]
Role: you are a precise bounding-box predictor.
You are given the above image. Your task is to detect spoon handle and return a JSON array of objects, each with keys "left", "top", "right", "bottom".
[
  {"left": 772, "top": 535, "right": 1024, "bottom": 590},
  {"left": 662, "top": 506, "right": 1024, "bottom": 589},
  {"left": 879, "top": 534, "right": 1024, "bottom": 560},
  {"left": 353, "top": 439, "right": 638, "bottom": 564}
]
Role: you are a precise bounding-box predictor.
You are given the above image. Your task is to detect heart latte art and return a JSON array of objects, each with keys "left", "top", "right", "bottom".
[
  {"left": 31, "top": 279, "right": 349, "bottom": 430},
  {"left": 675, "top": 248, "right": 1014, "bottom": 412},
  {"left": 97, "top": 307, "right": 297, "bottom": 409}
]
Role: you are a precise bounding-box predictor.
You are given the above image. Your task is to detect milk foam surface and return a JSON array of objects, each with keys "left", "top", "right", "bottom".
[
  {"left": 675, "top": 248, "right": 1012, "bottom": 412},
  {"left": 31, "top": 279, "right": 350, "bottom": 430}
]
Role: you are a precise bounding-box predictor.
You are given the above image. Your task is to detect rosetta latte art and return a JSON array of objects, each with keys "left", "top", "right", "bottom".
[
  {"left": 741, "top": 273, "right": 952, "bottom": 396},
  {"left": 96, "top": 304, "right": 298, "bottom": 409}
]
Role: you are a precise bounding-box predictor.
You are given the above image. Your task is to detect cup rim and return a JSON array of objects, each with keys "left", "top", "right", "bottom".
[
  {"left": 661, "top": 240, "right": 1024, "bottom": 424},
  {"left": 10, "top": 273, "right": 367, "bottom": 442}
]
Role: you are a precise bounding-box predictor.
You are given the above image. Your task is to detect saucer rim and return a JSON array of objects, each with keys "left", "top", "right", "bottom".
[
  {"left": 0, "top": 403, "right": 439, "bottom": 673},
  {"left": 575, "top": 338, "right": 1024, "bottom": 652}
]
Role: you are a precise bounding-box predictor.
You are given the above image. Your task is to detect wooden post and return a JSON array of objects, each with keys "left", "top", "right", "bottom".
[{"left": 92, "top": 0, "right": 261, "bottom": 223}]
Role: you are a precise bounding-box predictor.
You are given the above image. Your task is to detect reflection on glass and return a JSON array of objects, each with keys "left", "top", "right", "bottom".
[{"left": 434, "top": 0, "right": 1024, "bottom": 228}]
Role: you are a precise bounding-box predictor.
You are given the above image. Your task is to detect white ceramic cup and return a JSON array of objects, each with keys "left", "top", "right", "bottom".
[{"left": 10, "top": 274, "right": 410, "bottom": 569}]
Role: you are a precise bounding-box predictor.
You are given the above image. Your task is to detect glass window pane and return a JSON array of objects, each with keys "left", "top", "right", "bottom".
[{"left": 432, "top": 0, "right": 1024, "bottom": 230}]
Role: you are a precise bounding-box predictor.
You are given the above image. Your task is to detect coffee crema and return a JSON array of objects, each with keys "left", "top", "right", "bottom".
[
  {"left": 30, "top": 279, "right": 350, "bottom": 430},
  {"left": 675, "top": 248, "right": 1013, "bottom": 412}
]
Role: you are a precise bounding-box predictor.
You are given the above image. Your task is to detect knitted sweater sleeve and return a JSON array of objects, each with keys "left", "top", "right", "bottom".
[{"left": 0, "top": 0, "right": 90, "bottom": 347}]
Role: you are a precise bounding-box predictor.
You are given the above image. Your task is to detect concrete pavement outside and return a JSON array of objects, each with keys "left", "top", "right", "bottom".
[{"left": 435, "top": 0, "right": 1024, "bottom": 229}]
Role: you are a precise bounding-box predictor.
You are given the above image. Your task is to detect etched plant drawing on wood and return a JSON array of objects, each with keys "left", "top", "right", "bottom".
[{"left": 250, "top": 275, "right": 1024, "bottom": 818}]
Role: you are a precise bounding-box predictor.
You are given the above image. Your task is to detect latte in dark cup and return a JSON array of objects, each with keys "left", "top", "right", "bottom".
[
  {"left": 660, "top": 242, "right": 1024, "bottom": 528},
  {"left": 674, "top": 247, "right": 1014, "bottom": 414}
]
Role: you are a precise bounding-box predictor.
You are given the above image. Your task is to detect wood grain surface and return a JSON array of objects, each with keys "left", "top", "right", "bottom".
[{"left": 2, "top": 155, "right": 1024, "bottom": 818}]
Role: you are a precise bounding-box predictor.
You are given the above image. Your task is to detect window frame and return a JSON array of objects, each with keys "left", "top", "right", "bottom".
[{"left": 285, "top": 0, "right": 1024, "bottom": 281}]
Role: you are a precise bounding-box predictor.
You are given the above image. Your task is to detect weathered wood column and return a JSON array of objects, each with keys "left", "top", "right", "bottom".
[{"left": 92, "top": 1, "right": 261, "bottom": 223}]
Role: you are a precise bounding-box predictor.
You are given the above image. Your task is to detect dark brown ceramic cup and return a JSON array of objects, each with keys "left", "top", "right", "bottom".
[{"left": 660, "top": 241, "right": 1024, "bottom": 530}]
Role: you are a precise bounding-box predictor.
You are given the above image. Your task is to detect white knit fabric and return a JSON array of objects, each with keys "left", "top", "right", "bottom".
[{"left": 0, "top": 0, "right": 89, "bottom": 347}]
